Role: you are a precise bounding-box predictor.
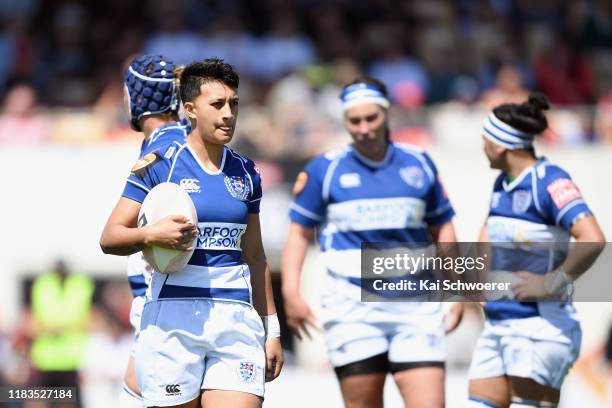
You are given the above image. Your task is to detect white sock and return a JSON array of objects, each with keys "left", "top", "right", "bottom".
[{"left": 119, "top": 382, "right": 143, "bottom": 408}]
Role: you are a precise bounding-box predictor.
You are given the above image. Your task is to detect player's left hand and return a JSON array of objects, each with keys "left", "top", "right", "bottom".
[
  {"left": 512, "top": 271, "right": 547, "bottom": 300},
  {"left": 443, "top": 302, "right": 464, "bottom": 333},
  {"left": 264, "top": 337, "right": 284, "bottom": 382}
]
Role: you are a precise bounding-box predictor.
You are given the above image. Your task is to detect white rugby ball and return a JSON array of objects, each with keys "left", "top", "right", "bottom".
[{"left": 138, "top": 182, "right": 198, "bottom": 273}]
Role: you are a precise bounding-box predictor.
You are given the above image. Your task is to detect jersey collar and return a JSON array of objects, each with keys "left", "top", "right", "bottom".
[
  {"left": 351, "top": 143, "right": 394, "bottom": 168},
  {"left": 186, "top": 144, "right": 227, "bottom": 175},
  {"left": 501, "top": 159, "right": 544, "bottom": 191}
]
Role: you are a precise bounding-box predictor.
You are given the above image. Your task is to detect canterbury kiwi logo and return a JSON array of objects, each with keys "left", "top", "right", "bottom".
[
  {"left": 138, "top": 213, "right": 148, "bottom": 227},
  {"left": 165, "top": 384, "right": 180, "bottom": 394}
]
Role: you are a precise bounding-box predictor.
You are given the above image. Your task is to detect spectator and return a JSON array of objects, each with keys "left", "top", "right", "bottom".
[
  {"left": 0, "top": 82, "right": 51, "bottom": 145},
  {"left": 26, "top": 259, "right": 94, "bottom": 408},
  {"left": 479, "top": 64, "right": 530, "bottom": 109},
  {"left": 534, "top": 39, "right": 594, "bottom": 105}
]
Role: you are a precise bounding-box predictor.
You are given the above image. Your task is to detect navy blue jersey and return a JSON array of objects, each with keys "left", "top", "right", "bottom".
[
  {"left": 484, "top": 160, "right": 591, "bottom": 320},
  {"left": 139, "top": 118, "right": 190, "bottom": 156},
  {"left": 123, "top": 143, "right": 261, "bottom": 305},
  {"left": 127, "top": 119, "right": 191, "bottom": 298},
  {"left": 289, "top": 143, "right": 454, "bottom": 290}
]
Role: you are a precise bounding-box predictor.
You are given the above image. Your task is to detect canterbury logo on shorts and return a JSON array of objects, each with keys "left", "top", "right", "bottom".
[
  {"left": 165, "top": 384, "right": 181, "bottom": 395},
  {"left": 196, "top": 222, "right": 247, "bottom": 250}
]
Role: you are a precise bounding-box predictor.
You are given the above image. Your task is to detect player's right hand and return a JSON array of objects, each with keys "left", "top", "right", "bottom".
[
  {"left": 143, "top": 215, "right": 198, "bottom": 251},
  {"left": 283, "top": 295, "right": 320, "bottom": 340}
]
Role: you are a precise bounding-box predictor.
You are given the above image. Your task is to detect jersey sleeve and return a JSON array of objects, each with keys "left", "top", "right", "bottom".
[
  {"left": 121, "top": 151, "right": 166, "bottom": 203},
  {"left": 422, "top": 152, "right": 455, "bottom": 225},
  {"left": 540, "top": 165, "right": 591, "bottom": 231},
  {"left": 288, "top": 157, "right": 328, "bottom": 228},
  {"left": 246, "top": 160, "right": 262, "bottom": 214}
]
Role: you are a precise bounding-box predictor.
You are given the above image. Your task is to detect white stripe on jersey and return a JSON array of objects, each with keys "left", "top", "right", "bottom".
[
  {"left": 487, "top": 215, "right": 570, "bottom": 243},
  {"left": 289, "top": 202, "right": 324, "bottom": 221},
  {"left": 150, "top": 263, "right": 250, "bottom": 299},
  {"left": 126, "top": 179, "right": 151, "bottom": 193},
  {"left": 167, "top": 142, "right": 188, "bottom": 181},
  {"left": 325, "top": 197, "right": 426, "bottom": 232},
  {"left": 555, "top": 199, "right": 587, "bottom": 226}
]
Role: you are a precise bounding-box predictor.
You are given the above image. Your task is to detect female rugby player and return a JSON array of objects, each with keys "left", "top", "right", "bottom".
[
  {"left": 282, "top": 76, "right": 463, "bottom": 408},
  {"left": 467, "top": 94, "right": 605, "bottom": 408},
  {"left": 120, "top": 53, "right": 190, "bottom": 408},
  {"left": 101, "top": 58, "right": 283, "bottom": 408}
]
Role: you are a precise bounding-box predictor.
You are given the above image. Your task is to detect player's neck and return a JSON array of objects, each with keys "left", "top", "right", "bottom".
[
  {"left": 141, "top": 116, "right": 174, "bottom": 139},
  {"left": 187, "top": 133, "right": 225, "bottom": 171},
  {"left": 353, "top": 141, "right": 389, "bottom": 162},
  {"left": 504, "top": 150, "right": 537, "bottom": 179}
]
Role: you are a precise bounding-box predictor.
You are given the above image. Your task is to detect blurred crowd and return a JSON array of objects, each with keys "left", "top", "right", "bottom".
[
  {"left": 0, "top": 0, "right": 611, "bottom": 153},
  {"left": 0, "top": 260, "right": 134, "bottom": 407}
]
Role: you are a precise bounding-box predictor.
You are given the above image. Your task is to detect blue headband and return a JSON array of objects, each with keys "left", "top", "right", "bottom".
[
  {"left": 482, "top": 113, "right": 534, "bottom": 150},
  {"left": 340, "top": 83, "right": 389, "bottom": 111},
  {"left": 124, "top": 54, "right": 179, "bottom": 131}
]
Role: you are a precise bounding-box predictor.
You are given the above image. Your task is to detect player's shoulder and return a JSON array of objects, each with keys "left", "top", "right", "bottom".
[
  {"left": 534, "top": 160, "right": 571, "bottom": 183},
  {"left": 144, "top": 120, "right": 190, "bottom": 153},
  {"left": 303, "top": 145, "right": 351, "bottom": 175},
  {"left": 393, "top": 142, "right": 425, "bottom": 156},
  {"left": 323, "top": 145, "right": 352, "bottom": 161},
  {"left": 131, "top": 141, "right": 185, "bottom": 180},
  {"left": 392, "top": 142, "right": 437, "bottom": 178},
  {"left": 224, "top": 147, "right": 259, "bottom": 176}
]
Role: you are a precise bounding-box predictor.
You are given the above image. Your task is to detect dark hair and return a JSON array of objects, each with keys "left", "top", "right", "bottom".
[
  {"left": 179, "top": 58, "right": 239, "bottom": 103},
  {"left": 493, "top": 93, "right": 550, "bottom": 134},
  {"left": 342, "top": 76, "right": 388, "bottom": 98},
  {"left": 342, "top": 76, "right": 391, "bottom": 140}
]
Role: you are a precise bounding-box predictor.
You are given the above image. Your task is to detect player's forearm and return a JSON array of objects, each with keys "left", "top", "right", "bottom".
[
  {"left": 281, "top": 227, "right": 310, "bottom": 298},
  {"left": 247, "top": 253, "right": 277, "bottom": 316},
  {"left": 562, "top": 216, "right": 606, "bottom": 280},
  {"left": 560, "top": 238, "right": 605, "bottom": 281},
  {"left": 100, "top": 224, "right": 149, "bottom": 256}
]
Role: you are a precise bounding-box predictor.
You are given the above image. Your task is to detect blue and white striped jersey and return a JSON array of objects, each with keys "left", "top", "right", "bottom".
[
  {"left": 122, "top": 142, "right": 261, "bottom": 305},
  {"left": 484, "top": 159, "right": 591, "bottom": 320},
  {"left": 289, "top": 143, "right": 454, "bottom": 291},
  {"left": 126, "top": 119, "right": 191, "bottom": 298}
]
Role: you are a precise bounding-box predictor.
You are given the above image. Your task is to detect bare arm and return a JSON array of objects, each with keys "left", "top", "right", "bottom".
[
  {"left": 281, "top": 222, "right": 314, "bottom": 298},
  {"left": 513, "top": 215, "right": 605, "bottom": 300},
  {"left": 428, "top": 221, "right": 464, "bottom": 331},
  {"left": 563, "top": 215, "right": 606, "bottom": 280},
  {"left": 428, "top": 221, "right": 457, "bottom": 243},
  {"left": 242, "top": 213, "right": 276, "bottom": 316},
  {"left": 280, "top": 222, "right": 318, "bottom": 339},
  {"left": 241, "top": 213, "right": 284, "bottom": 381},
  {"left": 99, "top": 197, "right": 196, "bottom": 256}
]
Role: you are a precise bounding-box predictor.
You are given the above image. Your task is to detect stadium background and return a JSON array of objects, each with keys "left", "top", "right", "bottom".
[{"left": 0, "top": 0, "right": 611, "bottom": 406}]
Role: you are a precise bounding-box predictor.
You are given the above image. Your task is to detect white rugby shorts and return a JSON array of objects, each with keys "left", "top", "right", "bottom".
[
  {"left": 135, "top": 299, "right": 266, "bottom": 407},
  {"left": 468, "top": 317, "right": 581, "bottom": 389},
  {"left": 320, "top": 279, "right": 446, "bottom": 368}
]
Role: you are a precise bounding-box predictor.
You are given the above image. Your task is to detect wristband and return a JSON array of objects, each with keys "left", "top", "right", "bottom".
[
  {"left": 261, "top": 313, "right": 281, "bottom": 338},
  {"left": 544, "top": 267, "right": 572, "bottom": 297}
]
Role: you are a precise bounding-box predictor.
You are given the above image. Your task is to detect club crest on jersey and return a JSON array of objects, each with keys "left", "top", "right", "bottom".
[
  {"left": 512, "top": 190, "right": 532, "bottom": 214},
  {"left": 180, "top": 178, "right": 200, "bottom": 194},
  {"left": 399, "top": 166, "right": 425, "bottom": 189},
  {"left": 237, "top": 361, "right": 255, "bottom": 383},
  {"left": 224, "top": 175, "right": 250, "bottom": 201}
]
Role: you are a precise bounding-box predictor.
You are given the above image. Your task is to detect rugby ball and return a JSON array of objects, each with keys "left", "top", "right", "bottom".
[{"left": 138, "top": 182, "right": 198, "bottom": 273}]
